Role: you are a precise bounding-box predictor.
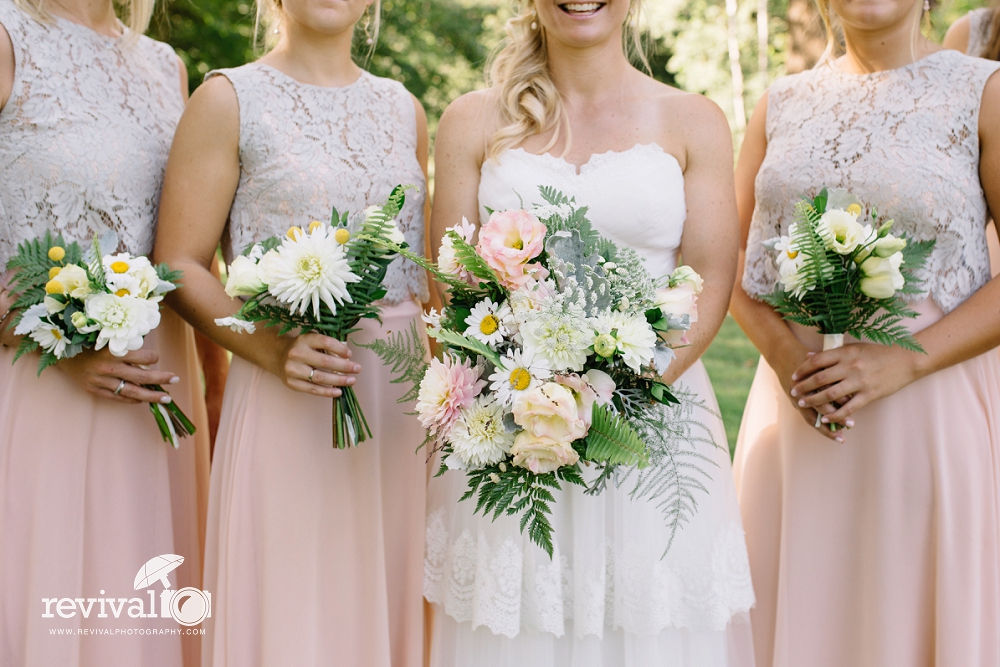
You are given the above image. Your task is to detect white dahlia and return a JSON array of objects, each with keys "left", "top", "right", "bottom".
[
  {"left": 519, "top": 311, "right": 591, "bottom": 372},
  {"left": 266, "top": 226, "right": 360, "bottom": 318},
  {"left": 449, "top": 396, "right": 515, "bottom": 468},
  {"left": 488, "top": 346, "right": 552, "bottom": 407},
  {"left": 82, "top": 293, "right": 160, "bottom": 356}
]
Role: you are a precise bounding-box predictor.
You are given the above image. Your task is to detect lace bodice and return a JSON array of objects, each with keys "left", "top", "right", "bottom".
[
  {"left": 968, "top": 7, "right": 995, "bottom": 58},
  {"left": 209, "top": 64, "right": 429, "bottom": 305},
  {"left": 744, "top": 50, "right": 1000, "bottom": 313},
  {"left": 0, "top": 0, "right": 183, "bottom": 268},
  {"left": 478, "top": 144, "right": 687, "bottom": 278}
]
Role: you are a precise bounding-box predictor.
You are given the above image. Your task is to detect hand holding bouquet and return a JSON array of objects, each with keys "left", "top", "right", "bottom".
[
  {"left": 385, "top": 187, "right": 714, "bottom": 556},
  {"left": 217, "top": 185, "right": 411, "bottom": 449},
  {"left": 761, "top": 187, "right": 934, "bottom": 429},
  {"left": 4, "top": 230, "right": 195, "bottom": 447}
]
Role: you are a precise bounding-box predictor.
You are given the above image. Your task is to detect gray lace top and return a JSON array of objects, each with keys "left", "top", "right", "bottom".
[
  {"left": 0, "top": 0, "right": 183, "bottom": 268},
  {"left": 208, "top": 63, "right": 430, "bottom": 305},
  {"left": 744, "top": 50, "right": 1000, "bottom": 313}
]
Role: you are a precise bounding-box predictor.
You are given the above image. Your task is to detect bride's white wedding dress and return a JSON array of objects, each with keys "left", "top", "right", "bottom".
[{"left": 424, "top": 144, "right": 756, "bottom": 667}]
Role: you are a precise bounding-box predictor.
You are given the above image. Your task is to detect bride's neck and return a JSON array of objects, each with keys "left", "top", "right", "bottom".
[{"left": 546, "top": 37, "right": 634, "bottom": 102}]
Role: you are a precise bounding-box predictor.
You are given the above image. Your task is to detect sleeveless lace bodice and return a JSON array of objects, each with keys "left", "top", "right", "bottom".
[
  {"left": 478, "top": 144, "right": 686, "bottom": 279},
  {"left": 424, "top": 144, "right": 755, "bottom": 641},
  {"left": 209, "top": 64, "right": 429, "bottom": 305},
  {"left": 744, "top": 50, "right": 1000, "bottom": 313},
  {"left": 968, "top": 7, "right": 995, "bottom": 58},
  {"left": 0, "top": 0, "right": 183, "bottom": 268}
]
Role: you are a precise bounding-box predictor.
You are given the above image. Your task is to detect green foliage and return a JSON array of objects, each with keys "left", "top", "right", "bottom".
[
  {"left": 356, "top": 319, "right": 429, "bottom": 404},
  {"left": 429, "top": 327, "right": 501, "bottom": 367},
  {"left": 584, "top": 403, "right": 651, "bottom": 468}
]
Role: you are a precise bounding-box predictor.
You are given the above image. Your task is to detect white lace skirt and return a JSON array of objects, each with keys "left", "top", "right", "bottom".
[{"left": 424, "top": 361, "right": 757, "bottom": 667}]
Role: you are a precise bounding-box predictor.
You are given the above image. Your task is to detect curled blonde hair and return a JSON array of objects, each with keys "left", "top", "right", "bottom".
[
  {"left": 14, "top": 0, "right": 154, "bottom": 35},
  {"left": 255, "top": 0, "right": 381, "bottom": 54},
  {"left": 486, "top": 0, "right": 648, "bottom": 160}
]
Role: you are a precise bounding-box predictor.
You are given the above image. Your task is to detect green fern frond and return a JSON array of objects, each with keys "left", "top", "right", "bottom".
[
  {"left": 429, "top": 328, "right": 502, "bottom": 366},
  {"left": 448, "top": 232, "right": 502, "bottom": 285},
  {"left": 584, "top": 404, "right": 650, "bottom": 468},
  {"left": 356, "top": 320, "right": 428, "bottom": 404}
]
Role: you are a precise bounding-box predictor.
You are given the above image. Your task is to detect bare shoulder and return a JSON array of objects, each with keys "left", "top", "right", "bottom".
[
  {"left": 188, "top": 74, "right": 239, "bottom": 122},
  {"left": 981, "top": 67, "right": 1000, "bottom": 131},
  {"left": 643, "top": 79, "right": 732, "bottom": 153},
  {"left": 944, "top": 14, "right": 972, "bottom": 53},
  {"left": 0, "top": 20, "right": 12, "bottom": 110},
  {"left": 176, "top": 55, "right": 189, "bottom": 104},
  {"left": 410, "top": 92, "right": 427, "bottom": 126},
  {"left": 436, "top": 88, "right": 498, "bottom": 160}
]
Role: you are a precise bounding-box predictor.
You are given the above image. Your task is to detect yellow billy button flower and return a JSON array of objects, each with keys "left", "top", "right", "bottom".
[
  {"left": 479, "top": 314, "right": 499, "bottom": 336},
  {"left": 110, "top": 260, "right": 130, "bottom": 274},
  {"left": 47, "top": 246, "right": 65, "bottom": 262},
  {"left": 48, "top": 266, "right": 62, "bottom": 280},
  {"left": 846, "top": 203, "right": 863, "bottom": 217},
  {"left": 286, "top": 226, "right": 304, "bottom": 240},
  {"left": 509, "top": 367, "right": 532, "bottom": 391},
  {"left": 308, "top": 220, "right": 324, "bottom": 234},
  {"left": 334, "top": 228, "right": 351, "bottom": 245},
  {"left": 45, "top": 279, "right": 65, "bottom": 295}
]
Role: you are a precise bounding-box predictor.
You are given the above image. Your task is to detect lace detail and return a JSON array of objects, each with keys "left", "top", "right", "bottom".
[
  {"left": 743, "top": 51, "right": 1000, "bottom": 314},
  {"left": 968, "top": 8, "right": 995, "bottom": 59},
  {"left": 209, "top": 64, "right": 429, "bottom": 305},
  {"left": 0, "top": 0, "right": 183, "bottom": 267},
  {"left": 424, "top": 508, "right": 754, "bottom": 638}
]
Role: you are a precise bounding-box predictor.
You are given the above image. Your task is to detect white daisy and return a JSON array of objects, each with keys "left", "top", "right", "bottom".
[
  {"left": 30, "top": 323, "right": 69, "bottom": 357},
  {"left": 266, "top": 225, "right": 361, "bottom": 318},
  {"left": 448, "top": 396, "right": 515, "bottom": 468},
  {"left": 215, "top": 316, "right": 257, "bottom": 334},
  {"left": 488, "top": 347, "right": 552, "bottom": 407},
  {"left": 464, "top": 298, "right": 512, "bottom": 346}
]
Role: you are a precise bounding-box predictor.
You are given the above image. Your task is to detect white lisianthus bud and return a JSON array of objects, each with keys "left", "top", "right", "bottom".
[
  {"left": 44, "top": 295, "right": 66, "bottom": 314},
  {"left": 669, "top": 265, "right": 704, "bottom": 294},
  {"left": 71, "top": 311, "right": 89, "bottom": 329},
  {"left": 255, "top": 250, "right": 281, "bottom": 287},
  {"left": 873, "top": 235, "right": 906, "bottom": 258},
  {"left": 225, "top": 255, "right": 267, "bottom": 298},
  {"left": 859, "top": 253, "right": 905, "bottom": 299}
]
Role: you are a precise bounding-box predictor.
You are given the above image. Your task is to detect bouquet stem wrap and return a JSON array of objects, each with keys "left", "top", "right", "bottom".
[{"left": 815, "top": 333, "right": 845, "bottom": 431}]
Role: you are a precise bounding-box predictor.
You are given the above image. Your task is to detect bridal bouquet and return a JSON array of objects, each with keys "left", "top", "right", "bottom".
[
  {"left": 761, "top": 187, "right": 934, "bottom": 428},
  {"left": 216, "top": 185, "right": 410, "bottom": 449},
  {"left": 385, "top": 187, "right": 712, "bottom": 556},
  {"left": 4, "top": 230, "right": 196, "bottom": 447}
]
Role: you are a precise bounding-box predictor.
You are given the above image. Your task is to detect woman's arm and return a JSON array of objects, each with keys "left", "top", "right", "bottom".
[
  {"left": 943, "top": 14, "right": 972, "bottom": 53},
  {"left": 791, "top": 71, "right": 1000, "bottom": 423},
  {"left": 0, "top": 21, "right": 11, "bottom": 111},
  {"left": 153, "top": 76, "right": 360, "bottom": 398},
  {"left": 411, "top": 93, "right": 442, "bottom": 315},
  {"left": 656, "top": 95, "right": 738, "bottom": 385},
  {"left": 729, "top": 92, "right": 844, "bottom": 439}
]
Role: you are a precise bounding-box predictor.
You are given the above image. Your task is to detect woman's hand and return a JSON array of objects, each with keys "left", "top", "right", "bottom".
[
  {"left": 790, "top": 343, "right": 923, "bottom": 426},
  {"left": 275, "top": 333, "right": 361, "bottom": 398},
  {"left": 771, "top": 343, "right": 847, "bottom": 442},
  {"left": 58, "top": 348, "right": 180, "bottom": 404}
]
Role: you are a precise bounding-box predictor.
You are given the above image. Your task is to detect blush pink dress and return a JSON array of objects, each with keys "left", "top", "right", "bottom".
[
  {"left": 735, "top": 51, "right": 1000, "bottom": 667},
  {"left": 200, "top": 64, "right": 431, "bottom": 667},
  {"left": 0, "top": 2, "right": 211, "bottom": 666}
]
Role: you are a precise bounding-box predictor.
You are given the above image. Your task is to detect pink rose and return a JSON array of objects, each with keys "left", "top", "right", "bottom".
[
  {"left": 512, "top": 382, "right": 589, "bottom": 443},
  {"left": 476, "top": 209, "right": 547, "bottom": 288},
  {"left": 510, "top": 432, "right": 580, "bottom": 474}
]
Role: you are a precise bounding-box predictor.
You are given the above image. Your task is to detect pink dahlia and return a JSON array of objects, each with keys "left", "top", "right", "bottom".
[
  {"left": 416, "top": 355, "right": 486, "bottom": 436},
  {"left": 476, "top": 209, "right": 547, "bottom": 288}
]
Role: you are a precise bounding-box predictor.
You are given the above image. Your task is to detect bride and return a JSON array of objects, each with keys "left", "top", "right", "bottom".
[{"left": 423, "top": 1, "right": 755, "bottom": 664}]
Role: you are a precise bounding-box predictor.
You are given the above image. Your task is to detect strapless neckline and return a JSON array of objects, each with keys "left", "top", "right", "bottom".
[{"left": 502, "top": 143, "right": 680, "bottom": 176}]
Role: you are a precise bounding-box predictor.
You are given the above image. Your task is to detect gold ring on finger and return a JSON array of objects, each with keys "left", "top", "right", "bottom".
[{"left": 308, "top": 368, "right": 315, "bottom": 383}]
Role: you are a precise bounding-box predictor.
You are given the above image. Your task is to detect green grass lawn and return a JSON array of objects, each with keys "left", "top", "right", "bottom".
[{"left": 701, "top": 316, "right": 760, "bottom": 457}]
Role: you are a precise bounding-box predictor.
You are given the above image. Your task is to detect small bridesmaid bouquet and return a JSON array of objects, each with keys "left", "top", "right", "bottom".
[
  {"left": 4, "top": 230, "right": 196, "bottom": 447},
  {"left": 761, "top": 187, "right": 934, "bottom": 429},
  {"left": 216, "top": 185, "right": 412, "bottom": 449}
]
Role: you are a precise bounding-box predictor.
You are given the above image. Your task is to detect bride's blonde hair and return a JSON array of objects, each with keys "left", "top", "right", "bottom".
[
  {"left": 486, "top": 0, "right": 648, "bottom": 160},
  {"left": 255, "top": 0, "right": 381, "bottom": 53},
  {"left": 13, "top": 0, "right": 154, "bottom": 35}
]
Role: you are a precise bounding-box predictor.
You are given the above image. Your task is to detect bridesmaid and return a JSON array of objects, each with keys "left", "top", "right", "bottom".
[
  {"left": 153, "top": 0, "right": 431, "bottom": 665},
  {"left": 731, "top": 0, "right": 1000, "bottom": 662},
  {"left": 0, "top": 0, "right": 211, "bottom": 665}
]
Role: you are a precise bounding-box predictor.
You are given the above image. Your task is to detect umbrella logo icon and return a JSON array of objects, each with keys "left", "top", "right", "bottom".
[{"left": 133, "top": 554, "right": 211, "bottom": 626}]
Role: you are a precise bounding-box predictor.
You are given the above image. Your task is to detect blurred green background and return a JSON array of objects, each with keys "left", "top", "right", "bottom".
[{"left": 153, "top": 0, "right": 991, "bottom": 452}]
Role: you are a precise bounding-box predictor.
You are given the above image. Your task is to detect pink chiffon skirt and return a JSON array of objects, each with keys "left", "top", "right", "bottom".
[
  {"left": 201, "top": 300, "right": 429, "bottom": 667},
  {"left": 733, "top": 299, "right": 1000, "bottom": 667},
  {"left": 0, "top": 309, "right": 211, "bottom": 667}
]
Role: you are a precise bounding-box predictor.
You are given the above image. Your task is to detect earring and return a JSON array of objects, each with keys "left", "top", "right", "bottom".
[
  {"left": 363, "top": 10, "right": 373, "bottom": 44},
  {"left": 530, "top": 13, "right": 538, "bottom": 30},
  {"left": 923, "top": 0, "right": 929, "bottom": 11}
]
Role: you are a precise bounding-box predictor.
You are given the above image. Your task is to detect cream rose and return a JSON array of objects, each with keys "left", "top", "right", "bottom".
[
  {"left": 512, "top": 382, "right": 589, "bottom": 444},
  {"left": 510, "top": 432, "right": 580, "bottom": 474}
]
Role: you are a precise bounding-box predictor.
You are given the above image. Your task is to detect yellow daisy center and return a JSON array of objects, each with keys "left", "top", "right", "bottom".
[
  {"left": 115, "top": 288, "right": 130, "bottom": 297},
  {"left": 51, "top": 328, "right": 63, "bottom": 340},
  {"left": 48, "top": 266, "right": 62, "bottom": 280},
  {"left": 45, "top": 280, "right": 64, "bottom": 295},
  {"left": 846, "top": 204, "right": 863, "bottom": 217},
  {"left": 509, "top": 367, "right": 531, "bottom": 391},
  {"left": 110, "top": 261, "right": 130, "bottom": 274},
  {"left": 786, "top": 249, "right": 799, "bottom": 259},
  {"left": 47, "top": 246, "right": 66, "bottom": 262},
  {"left": 334, "top": 228, "right": 351, "bottom": 244},
  {"left": 309, "top": 220, "right": 324, "bottom": 233},
  {"left": 479, "top": 314, "right": 499, "bottom": 335}
]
